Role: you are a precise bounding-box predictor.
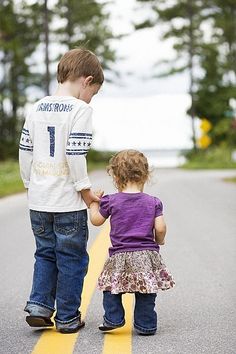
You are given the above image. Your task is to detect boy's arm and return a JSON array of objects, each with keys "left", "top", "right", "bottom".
[
  {"left": 19, "top": 120, "right": 33, "bottom": 189},
  {"left": 81, "top": 189, "right": 100, "bottom": 207},
  {"left": 89, "top": 201, "right": 106, "bottom": 226},
  {"left": 66, "top": 106, "right": 94, "bottom": 203},
  {"left": 154, "top": 216, "right": 167, "bottom": 245}
]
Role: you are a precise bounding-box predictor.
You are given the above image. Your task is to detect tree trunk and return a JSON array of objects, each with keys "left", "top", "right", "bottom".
[
  {"left": 187, "top": 0, "right": 197, "bottom": 150},
  {"left": 44, "top": 0, "right": 50, "bottom": 95}
]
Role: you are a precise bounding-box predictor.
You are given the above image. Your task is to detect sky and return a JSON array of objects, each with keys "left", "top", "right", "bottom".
[
  {"left": 88, "top": 0, "right": 194, "bottom": 151},
  {"left": 92, "top": 94, "right": 192, "bottom": 151}
]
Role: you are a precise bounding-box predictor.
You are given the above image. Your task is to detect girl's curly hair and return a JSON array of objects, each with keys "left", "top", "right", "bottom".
[{"left": 107, "top": 149, "right": 150, "bottom": 191}]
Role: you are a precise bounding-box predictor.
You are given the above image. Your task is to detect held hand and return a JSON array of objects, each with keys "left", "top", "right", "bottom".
[
  {"left": 94, "top": 189, "right": 104, "bottom": 198},
  {"left": 81, "top": 189, "right": 101, "bottom": 208}
]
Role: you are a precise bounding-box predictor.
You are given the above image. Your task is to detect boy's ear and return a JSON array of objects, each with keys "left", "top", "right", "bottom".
[{"left": 84, "top": 76, "right": 94, "bottom": 86}]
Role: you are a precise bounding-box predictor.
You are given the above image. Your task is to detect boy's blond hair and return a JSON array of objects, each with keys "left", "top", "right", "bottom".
[
  {"left": 107, "top": 150, "right": 150, "bottom": 191},
  {"left": 57, "top": 48, "right": 104, "bottom": 85}
]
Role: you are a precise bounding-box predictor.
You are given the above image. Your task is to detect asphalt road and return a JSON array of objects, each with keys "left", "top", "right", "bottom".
[{"left": 0, "top": 169, "right": 236, "bottom": 354}]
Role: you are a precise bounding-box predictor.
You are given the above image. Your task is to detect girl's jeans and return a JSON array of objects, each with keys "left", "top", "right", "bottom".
[
  {"left": 103, "top": 291, "right": 157, "bottom": 334},
  {"left": 24, "top": 209, "right": 89, "bottom": 330}
]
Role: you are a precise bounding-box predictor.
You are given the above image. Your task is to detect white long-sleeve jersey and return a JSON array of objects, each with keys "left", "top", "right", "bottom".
[{"left": 19, "top": 95, "right": 93, "bottom": 212}]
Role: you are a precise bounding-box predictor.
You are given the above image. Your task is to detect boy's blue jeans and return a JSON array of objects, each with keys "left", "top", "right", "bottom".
[
  {"left": 103, "top": 291, "right": 157, "bottom": 334},
  {"left": 24, "top": 209, "right": 89, "bottom": 330}
]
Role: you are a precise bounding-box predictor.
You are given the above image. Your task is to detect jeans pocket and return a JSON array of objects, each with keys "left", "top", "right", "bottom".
[
  {"left": 30, "top": 210, "right": 45, "bottom": 235},
  {"left": 55, "top": 211, "right": 83, "bottom": 236}
]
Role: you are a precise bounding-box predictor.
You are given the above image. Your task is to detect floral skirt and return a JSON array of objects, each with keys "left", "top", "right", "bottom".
[{"left": 98, "top": 250, "right": 175, "bottom": 294}]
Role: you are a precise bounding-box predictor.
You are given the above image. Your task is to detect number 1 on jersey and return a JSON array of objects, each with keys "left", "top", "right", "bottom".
[{"left": 47, "top": 126, "right": 55, "bottom": 157}]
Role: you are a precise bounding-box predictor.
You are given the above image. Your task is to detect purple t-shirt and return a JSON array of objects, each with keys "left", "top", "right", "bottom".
[{"left": 99, "top": 192, "right": 163, "bottom": 257}]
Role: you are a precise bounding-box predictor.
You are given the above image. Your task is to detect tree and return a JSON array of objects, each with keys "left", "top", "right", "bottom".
[
  {"left": 54, "top": 0, "right": 116, "bottom": 76},
  {"left": 0, "top": 0, "right": 117, "bottom": 159},
  {"left": 135, "top": 0, "right": 236, "bottom": 149},
  {"left": 192, "top": 0, "right": 236, "bottom": 147},
  {"left": 44, "top": 0, "right": 50, "bottom": 95},
  {"left": 0, "top": 0, "right": 41, "bottom": 159},
  {"left": 135, "top": 0, "right": 206, "bottom": 149},
  {"left": 207, "top": 0, "right": 236, "bottom": 83}
]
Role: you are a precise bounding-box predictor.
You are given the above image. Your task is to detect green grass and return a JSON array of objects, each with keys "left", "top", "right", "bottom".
[
  {"left": 223, "top": 176, "right": 236, "bottom": 183},
  {"left": 87, "top": 161, "right": 107, "bottom": 172},
  {"left": 0, "top": 160, "right": 25, "bottom": 198},
  {"left": 182, "top": 146, "right": 236, "bottom": 169}
]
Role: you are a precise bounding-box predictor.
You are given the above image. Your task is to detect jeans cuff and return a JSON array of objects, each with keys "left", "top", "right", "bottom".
[
  {"left": 24, "top": 301, "right": 55, "bottom": 317},
  {"left": 104, "top": 315, "right": 125, "bottom": 327},
  {"left": 134, "top": 322, "right": 157, "bottom": 334},
  {"left": 55, "top": 313, "right": 82, "bottom": 329}
]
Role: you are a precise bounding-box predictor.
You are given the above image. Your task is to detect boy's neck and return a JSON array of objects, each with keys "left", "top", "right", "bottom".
[{"left": 54, "top": 81, "right": 80, "bottom": 98}]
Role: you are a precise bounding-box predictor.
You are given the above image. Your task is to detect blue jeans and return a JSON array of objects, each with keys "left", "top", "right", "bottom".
[
  {"left": 103, "top": 291, "right": 157, "bottom": 334},
  {"left": 25, "top": 209, "right": 89, "bottom": 330}
]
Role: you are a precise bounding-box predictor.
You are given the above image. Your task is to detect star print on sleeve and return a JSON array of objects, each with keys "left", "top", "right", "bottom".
[
  {"left": 19, "top": 127, "right": 33, "bottom": 152},
  {"left": 66, "top": 132, "right": 92, "bottom": 156}
]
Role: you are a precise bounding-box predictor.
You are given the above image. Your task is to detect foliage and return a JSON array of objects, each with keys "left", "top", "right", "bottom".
[
  {"left": 223, "top": 176, "right": 236, "bottom": 183},
  {"left": 88, "top": 149, "right": 115, "bottom": 164},
  {"left": 0, "top": 160, "right": 24, "bottom": 197},
  {"left": 55, "top": 0, "right": 116, "bottom": 73},
  {"left": 135, "top": 0, "right": 207, "bottom": 147},
  {"left": 192, "top": 0, "right": 236, "bottom": 147},
  {"left": 183, "top": 145, "right": 236, "bottom": 169},
  {"left": 135, "top": 0, "right": 236, "bottom": 151},
  {"left": 0, "top": 0, "right": 42, "bottom": 159},
  {"left": 0, "top": 0, "right": 117, "bottom": 160}
]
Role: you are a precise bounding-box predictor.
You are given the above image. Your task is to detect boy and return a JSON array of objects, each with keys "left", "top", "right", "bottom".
[{"left": 19, "top": 48, "right": 103, "bottom": 334}]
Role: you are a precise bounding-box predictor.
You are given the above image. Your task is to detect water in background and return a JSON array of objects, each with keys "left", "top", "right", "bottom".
[{"left": 141, "top": 149, "right": 187, "bottom": 168}]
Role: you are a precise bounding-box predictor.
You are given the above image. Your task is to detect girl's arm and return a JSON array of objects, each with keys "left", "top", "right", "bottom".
[
  {"left": 154, "top": 215, "right": 167, "bottom": 245},
  {"left": 89, "top": 190, "right": 106, "bottom": 226},
  {"left": 89, "top": 201, "right": 106, "bottom": 226}
]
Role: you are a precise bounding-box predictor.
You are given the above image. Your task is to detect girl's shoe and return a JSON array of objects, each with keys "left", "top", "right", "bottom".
[
  {"left": 26, "top": 315, "right": 54, "bottom": 327},
  {"left": 99, "top": 321, "right": 124, "bottom": 332}
]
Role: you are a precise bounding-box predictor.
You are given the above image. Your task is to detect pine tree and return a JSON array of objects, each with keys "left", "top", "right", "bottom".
[
  {"left": 135, "top": 0, "right": 205, "bottom": 149},
  {"left": 54, "top": 0, "right": 116, "bottom": 73},
  {"left": 135, "top": 0, "right": 236, "bottom": 149},
  {"left": 0, "top": 0, "right": 117, "bottom": 159},
  {"left": 193, "top": 1, "right": 236, "bottom": 147},
  {"left": 0, "top": 0, "right": 41, "bottom": 159},
  {"left": 207, "top": 0, "right": 236, "bottom": 82}
]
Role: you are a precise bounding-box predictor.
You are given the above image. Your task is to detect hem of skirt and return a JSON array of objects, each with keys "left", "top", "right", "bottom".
[{"left": 97, "top": 286, "right": 174, "bottom": 294}]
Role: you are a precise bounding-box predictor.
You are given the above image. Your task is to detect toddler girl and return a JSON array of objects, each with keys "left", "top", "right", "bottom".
[{"left": 89, "top": 149, "right": 175, "bottom": 335}]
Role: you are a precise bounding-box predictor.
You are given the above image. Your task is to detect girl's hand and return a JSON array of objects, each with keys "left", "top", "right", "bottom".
[{"left": 94, "top": 189, "right": 104, "bottom": 198}]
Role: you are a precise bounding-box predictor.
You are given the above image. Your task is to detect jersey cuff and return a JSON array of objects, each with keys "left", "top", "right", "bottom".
[{"left": 74, "top": 177, "right": 91, "bottom": 191}]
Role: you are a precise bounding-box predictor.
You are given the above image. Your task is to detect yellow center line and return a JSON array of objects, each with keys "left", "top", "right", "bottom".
[
  {"left": 102, "top": 293, "right": 133, "bottom": 354},
  {"left": 32, "top": 222, "right": 111, "bottom": 354}
]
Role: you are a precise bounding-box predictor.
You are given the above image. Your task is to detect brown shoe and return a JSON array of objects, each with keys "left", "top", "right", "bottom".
[{"left": 26, "top": 316, "right": 54, "bottom": 327}]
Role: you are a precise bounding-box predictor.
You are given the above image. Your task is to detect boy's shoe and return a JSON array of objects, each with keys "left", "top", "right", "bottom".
[
  {"left": 26, "top": 315, "right": 54, "bottom": 327},
  {"left": 58, "top": 320, "right": 85, "bottom": 334},
  {"left": 99, "top": 321, "right": 124, "bottom": 332}
]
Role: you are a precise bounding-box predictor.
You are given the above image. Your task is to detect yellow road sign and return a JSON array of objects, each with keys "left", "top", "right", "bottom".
[
  {"left": 200, "top": 118, "right": 212, "bottom": 133},
  {"left": 197, "top": 135, "right": 212, "bottom": 149}
]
